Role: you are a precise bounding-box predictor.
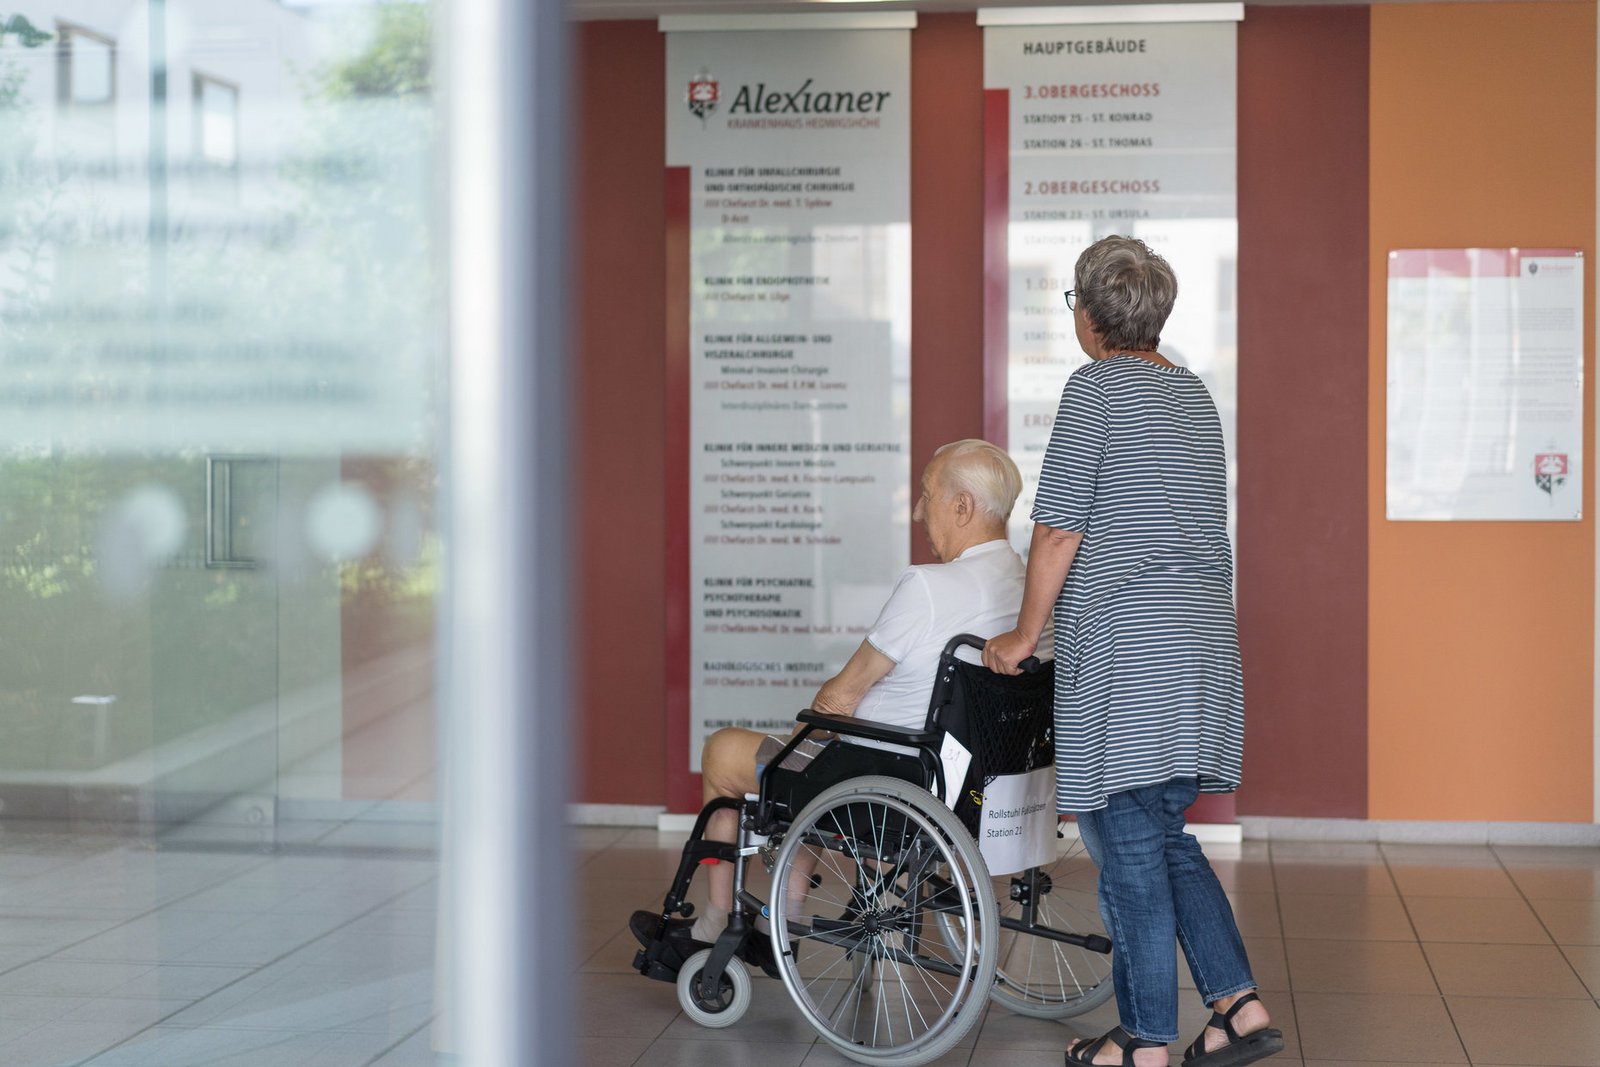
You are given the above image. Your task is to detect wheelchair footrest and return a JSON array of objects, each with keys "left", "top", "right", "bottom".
[{"left": 633, "top": 948, "right": 680, "bottom": 984}]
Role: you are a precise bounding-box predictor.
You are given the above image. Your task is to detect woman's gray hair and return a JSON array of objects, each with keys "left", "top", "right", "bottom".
[
  {"left": 1074, "top": 235, "right": 1178, "bottom": 352},
  {"left": 933, "top": 439, "right": 1023, "bottom": 522}
]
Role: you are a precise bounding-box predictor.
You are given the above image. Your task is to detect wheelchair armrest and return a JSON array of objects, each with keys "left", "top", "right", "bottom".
[{"left": 796, "top": 709, "right": 942, "bottom": 748}]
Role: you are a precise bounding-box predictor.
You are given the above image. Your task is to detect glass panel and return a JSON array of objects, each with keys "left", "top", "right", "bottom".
[
  {"left": 68, "top": 29, "right": 112, "bottom": 104},
  {"left": 0, "top": 1, "right": 443, "bottom": 1060},
  {"left": 195, "top": 76, "right": 237, "bottom": 166}
]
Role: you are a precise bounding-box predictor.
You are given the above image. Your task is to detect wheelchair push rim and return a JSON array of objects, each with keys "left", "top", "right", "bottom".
[{"left": 768, "top": 775, "right": 998, "bottom": 1067}]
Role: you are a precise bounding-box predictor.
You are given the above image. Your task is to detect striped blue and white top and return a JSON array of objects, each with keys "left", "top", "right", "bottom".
[{"left": 1033, "top": 354, "right": 1243, "bottom": 813}]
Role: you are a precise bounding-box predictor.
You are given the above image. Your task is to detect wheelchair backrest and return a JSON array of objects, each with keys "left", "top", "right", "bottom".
[
  {"left": 926, "top": 635, "right": 1056, "bottom": 837},
  {"left": 759, "top": 634, "right": 1054, "bottom": 838}
]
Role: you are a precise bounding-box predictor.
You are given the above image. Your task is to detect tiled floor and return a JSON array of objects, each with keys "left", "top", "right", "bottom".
[
  {"left": 0, "top": 820, "right": 439, "bottom": 1067},
  {"left": 585, "top": 828, "right": 1600, "bottom": 1067},
  {"left": 1, "top": 821, "right": 1597, "bottom": 1065}
]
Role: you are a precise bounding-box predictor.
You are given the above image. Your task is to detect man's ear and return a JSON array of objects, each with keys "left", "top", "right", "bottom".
[{"left": 954, "top": 492, "right": 975, "bottom": 526}]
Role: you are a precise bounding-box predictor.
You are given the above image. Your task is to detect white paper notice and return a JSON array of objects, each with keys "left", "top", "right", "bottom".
[
  {"left": 1387, "top": 248, "right": 1584, "bottom": 521},
  {"left": 937, "top": 732, "right": 973, "bottom": 810},
  {"left": 667, "top": 28, "right": 912, "bottom": 770},
  {"left": 978, "top": 765, "right": 1056, "bottom": 876},
  {"left": 983, "top": 20, "right": 1239, "bottom": 550}
]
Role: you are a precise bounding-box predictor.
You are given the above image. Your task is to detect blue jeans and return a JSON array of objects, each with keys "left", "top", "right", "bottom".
[{"left": 1076, "top": 778, "right": 1256, "bottom": 1043}]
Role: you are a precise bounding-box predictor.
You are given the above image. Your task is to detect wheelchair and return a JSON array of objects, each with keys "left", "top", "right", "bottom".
[{"left": 632, "top": 634, "right": 1115, "bottom": 1066}]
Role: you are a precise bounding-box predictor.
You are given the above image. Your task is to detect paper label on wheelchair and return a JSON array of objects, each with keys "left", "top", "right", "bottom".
[
  {"left": 977, "top": 766, "right": 1056, "bottom": 875},
  {"left": 937, "top": 733, "right": 973, "bottom": 811}
]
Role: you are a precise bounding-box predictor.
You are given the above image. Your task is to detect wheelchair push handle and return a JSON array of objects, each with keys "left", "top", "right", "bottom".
[{"left": 941, "top": 633, "right": 1044, "bottom": 674}]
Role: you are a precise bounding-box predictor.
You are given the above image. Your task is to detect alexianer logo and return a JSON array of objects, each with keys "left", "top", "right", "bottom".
[
  {"left": 728, "top": 78, "right": 892, "bottom": 116},
  {"left": 687, "top": 69, "right": 719, "bottom": 125},
  {"left": 1534, "top": 452, "right": 1569, "bottom": 497}
]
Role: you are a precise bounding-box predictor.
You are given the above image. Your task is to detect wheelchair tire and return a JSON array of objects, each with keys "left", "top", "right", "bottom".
[
  {"left": 676, "top": 948, "right": 752, "bottom": 1029},
  {"left": 937, "top": 830, "right": 1116, "bottom": 1018},
  {"left": 768, "top": 775, "right": 998, "bottom": 1067}
]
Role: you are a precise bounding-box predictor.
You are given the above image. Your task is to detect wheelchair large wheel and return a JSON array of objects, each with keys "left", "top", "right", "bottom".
[
  {"left": 768, "top": 776, "right": 998, "bottom": 1067},
  {"left": 940, "top": 827, "right": 1115, "bottom": 1018}
]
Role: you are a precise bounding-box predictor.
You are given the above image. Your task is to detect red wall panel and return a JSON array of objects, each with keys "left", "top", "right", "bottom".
[
  {"left": 576, "top": 22, "right": 668, "bottom": 805},
  {"left": 912, "top": 14, "right": 988, "bottom": 565},
  {"left": 1235, "top": 6, "right": 1371, "bottom": 817}
]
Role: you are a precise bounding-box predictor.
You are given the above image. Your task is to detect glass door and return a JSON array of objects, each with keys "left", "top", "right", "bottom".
[{"left": 0, "top": 2, "right": 438, "bottom": 837}]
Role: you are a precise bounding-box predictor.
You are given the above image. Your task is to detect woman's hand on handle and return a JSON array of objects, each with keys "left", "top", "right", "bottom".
[{"left": 983, "top": 629, "right": 1037, "bottom": 676}]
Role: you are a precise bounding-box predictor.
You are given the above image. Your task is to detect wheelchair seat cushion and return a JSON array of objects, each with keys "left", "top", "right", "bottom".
[
  {"left": 754, "top": 734, "right": 831, "bottom": 777},
  {"left": 762, "top": 739, "right": 928, "bottom": 825}
]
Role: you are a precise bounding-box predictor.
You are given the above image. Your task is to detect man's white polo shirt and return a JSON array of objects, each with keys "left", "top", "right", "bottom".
[{"left": 853, "top": 538, "right": 1047, "bottom": 731}]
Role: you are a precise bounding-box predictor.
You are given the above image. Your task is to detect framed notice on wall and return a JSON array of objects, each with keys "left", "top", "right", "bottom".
[
  {"left": 663, "top": 13, "right": 913, "bottom": 794},
  {"left": 979, "top": 3, "right": 1242, "bottom": 553},
  {"left": 1386, "top": 248, "right": 1584, "bottom": 521}
]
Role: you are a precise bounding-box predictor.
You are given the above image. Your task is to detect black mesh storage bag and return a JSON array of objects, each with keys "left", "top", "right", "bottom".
[{"left": 934, "top": 657, "right": 1055, "bottom": 838}]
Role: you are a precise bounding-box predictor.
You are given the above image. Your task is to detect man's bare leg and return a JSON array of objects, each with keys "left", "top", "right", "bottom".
[
  {"left": 696, "top": 727, "right": 819, "bottom": 941},
  {"left": 694, "top": 728, "right": 763, "bottom": 940}
]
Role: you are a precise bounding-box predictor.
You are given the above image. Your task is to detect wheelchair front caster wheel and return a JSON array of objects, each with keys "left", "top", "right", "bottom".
[{"left": 676, "top": 948, "right": 751, "bottom": 1029}]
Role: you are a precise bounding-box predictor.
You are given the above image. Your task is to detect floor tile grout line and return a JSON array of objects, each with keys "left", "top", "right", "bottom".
[
  {"left": 73, "top": 1022, "right": 347, "bottom": 1067},
  {"left": 1264, "top": 838, "right": 1304, "bottom": 1064},
  {"left": 0, "top": 846, "right": 285, "bottom": 983},
  {"left": 1487, "top": 840, "right": 1596, "bottom": 1002},
  {"left": 58, "top": 870, "right": 438, "bottom": 1065},
  {"left": 1378, "top": 842, "right": 1476, "bottom": 1066},
  {"left": 358, "top": 1013, "right": 438, "bottom": 1067}
]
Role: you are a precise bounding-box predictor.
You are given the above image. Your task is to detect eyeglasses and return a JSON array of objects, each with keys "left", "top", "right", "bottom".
[{"left": 1063, "top": 290, "right": 1076, "bottom": 310}]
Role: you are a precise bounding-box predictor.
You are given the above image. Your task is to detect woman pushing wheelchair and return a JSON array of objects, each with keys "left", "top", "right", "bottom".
[{"left": 984, "top": 236, "right": 1282, "bottom": 1067}]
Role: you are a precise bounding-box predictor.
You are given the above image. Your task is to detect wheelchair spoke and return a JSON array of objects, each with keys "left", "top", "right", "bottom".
[
  {"left": 767, "top": 777, "right": 997, "bottom": 1063},
  {"left": 900, "top": 932, "right": 958, "bottom": 1008},
  {"left": 813, "top": 839, "right": 855, "bottom": 891},
  {"left": 891, "top": 949, "right": 926, "bottom": 1038},
  {"left": 847, "top": 804, "right": 891, "bottom": 912},
  {"left": 802, "top": 936, "right": 864, "bottom": 989},
  {"left": 971, "top": 837, "right": 1115, "bottom": 1017}
]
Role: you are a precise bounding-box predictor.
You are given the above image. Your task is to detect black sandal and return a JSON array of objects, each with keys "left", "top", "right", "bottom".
[
  {"left": 1181, "top": 992, "right": 1285, "bottom": 1067},
  {"left": 1065, "top": 1026, "right": 1166, "bottom": 1066}
]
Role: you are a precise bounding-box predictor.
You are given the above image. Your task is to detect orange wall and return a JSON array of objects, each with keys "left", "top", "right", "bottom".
[{"left": 1368, "top": 2, "right": 1596, "bottom": 821}]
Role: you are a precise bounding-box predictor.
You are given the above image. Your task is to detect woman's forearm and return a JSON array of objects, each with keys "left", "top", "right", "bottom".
[{"left": 1016, "top": 523, "right": 1082, "bottom": 645}]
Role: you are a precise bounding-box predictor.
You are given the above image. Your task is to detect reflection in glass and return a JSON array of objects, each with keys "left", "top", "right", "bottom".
[
  {"left": 193, "top": 72, "right": 238, "bottom": 168},
  {"left": 0, "top": 2, "right": 444, "bottom": 1061},
  {"left": 59, "top": 22, "right": 113, "bottom": 105}
]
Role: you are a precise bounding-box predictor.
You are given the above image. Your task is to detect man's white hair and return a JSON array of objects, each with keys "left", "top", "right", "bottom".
[{"left": 932, "top": 439, "right": 1023, "bottom": 522}]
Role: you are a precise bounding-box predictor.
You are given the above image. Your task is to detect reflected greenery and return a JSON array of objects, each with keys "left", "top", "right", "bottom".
[{"left": 0, "top": 6, "right": 439, "bottom": 799}]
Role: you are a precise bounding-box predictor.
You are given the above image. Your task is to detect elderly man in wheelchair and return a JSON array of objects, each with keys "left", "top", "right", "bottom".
[{"left": 630, "top": 440, "right": 1115, "bottom": 1066}]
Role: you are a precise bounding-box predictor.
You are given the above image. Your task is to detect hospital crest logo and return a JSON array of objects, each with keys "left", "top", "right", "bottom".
[
  {"left": 1534, "top": 452, "right": 1568, "bottom": 496},
  {"left": 687, "top": 70, "right": 719, "bottom": 125}
]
